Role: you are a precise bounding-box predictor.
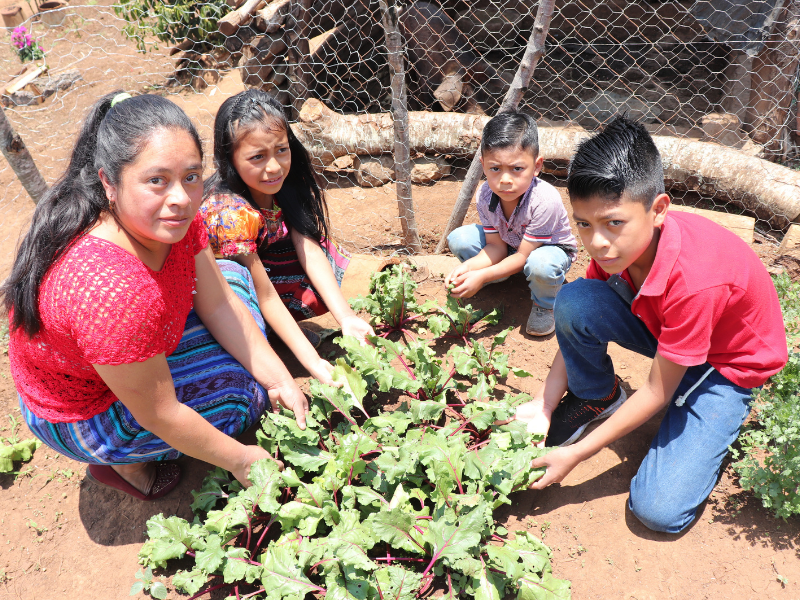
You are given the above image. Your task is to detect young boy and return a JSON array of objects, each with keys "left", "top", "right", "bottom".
[
  {"left": 516, "top": 116, "right": 788, "bottom": 533},
  {"left": 445, "top": 112, "right": 577, "bottom": 336}
]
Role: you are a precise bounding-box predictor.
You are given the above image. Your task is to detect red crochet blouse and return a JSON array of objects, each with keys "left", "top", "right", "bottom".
[{"left": 9, "top": 214, "right": 209, "bottom": 423}]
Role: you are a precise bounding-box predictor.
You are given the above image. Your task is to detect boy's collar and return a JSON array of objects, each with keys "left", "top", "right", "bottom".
[{"left": 637, "top": 213, "right": 681, "bottom": 297}]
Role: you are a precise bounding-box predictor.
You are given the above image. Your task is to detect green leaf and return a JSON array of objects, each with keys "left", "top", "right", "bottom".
[
  {"left": 367, "top": 508, "right": 424, "bottom": 554},
  {"left": 423, "top": 507, "right": 485, "bottom": 569},
  {"left": 259, "top": 544, "right": 326, "bottom": 600},
  {"left": 195, "top": 534, "right": 225, "bottom": 573},
  {"left": 277, "top": 501, "right": 325, "bottom": 536},
  {"left": 172, "top": 569, "right": 207, "bottom": 595},
  {"left": 149, "top": 581, "right": 168, "bottom": 600},
  {"left": 129, "top": 581, "right": 144, "bottom": 596},
  {"left": 332, "top": 359, "right": 370, "bottom": 418},
  {"left": 375, "top": 566, "right": 423, "bottom": 600},
  {"left": 473, "top": 557, "right": 503, "bottom": 600},
  {"left": 517, "top": 571, "right": 572, "bottom": 600}
]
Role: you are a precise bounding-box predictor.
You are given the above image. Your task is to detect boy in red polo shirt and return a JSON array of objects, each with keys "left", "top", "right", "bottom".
[{"left": 515, "top": 116, "right": 787, "bottom": 533}]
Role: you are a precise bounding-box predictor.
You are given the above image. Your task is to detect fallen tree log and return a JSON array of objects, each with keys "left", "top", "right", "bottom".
[
  {"left": 293, "top": 99, "right": 800, "bottom": 229},
  {"left": 252, "top": 0, "right": 291, "bottom": 32}
]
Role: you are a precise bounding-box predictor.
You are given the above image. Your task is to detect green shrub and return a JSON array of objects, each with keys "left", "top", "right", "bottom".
[
  {"left": 731, "top": 274, "right": 800, "bottom": 519},
  {"left": 114, "top": 0, "right": 231, "bottom": 53}
]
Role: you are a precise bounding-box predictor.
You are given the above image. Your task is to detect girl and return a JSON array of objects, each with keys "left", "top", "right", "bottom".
[
  {"left": 201, "top": 89, "right": 373, "bottom": 355},
  {"left": 2, "top": 92, "right": 324, "bottom": 502}
]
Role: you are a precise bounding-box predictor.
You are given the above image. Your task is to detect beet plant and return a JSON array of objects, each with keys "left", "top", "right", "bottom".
[
  {"left": 350, "top": 264, "right": 427, "bottom": 339},
  {"left": 134, "top": 265, "right": 570, "bottom": 599},
  {"left": 424, "top": 295, "right": 502, "bottom": 346}
]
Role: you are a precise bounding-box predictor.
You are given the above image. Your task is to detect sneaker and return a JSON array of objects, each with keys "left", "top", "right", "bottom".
[
  {"left": 526, "top": 305, "right": 555, "bottom": 336},
  {"left": 545, "top": 377, "right": 627, "bottom": 447}
]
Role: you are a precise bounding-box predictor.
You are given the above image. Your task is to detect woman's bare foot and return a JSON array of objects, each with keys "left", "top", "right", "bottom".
[{"left": 111, "top": 462, "right": 157, "bottom": 495}]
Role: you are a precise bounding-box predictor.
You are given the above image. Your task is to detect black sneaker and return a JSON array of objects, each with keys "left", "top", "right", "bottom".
[{"left": 546, "top": 377, "right": 627, "bottom": 447}]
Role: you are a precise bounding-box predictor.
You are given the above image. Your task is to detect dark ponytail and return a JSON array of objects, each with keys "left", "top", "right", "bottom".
[
  {"left": 205, "top": 89, "right": 329, "bottom": 243},
  {"left": 1, "top": 91, "right": 203, "bottom": 337}
]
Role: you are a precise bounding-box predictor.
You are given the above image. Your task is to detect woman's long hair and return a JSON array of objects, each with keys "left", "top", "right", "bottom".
[
  {"left": 1, "top": 92, "right": 203, "bottom": 337},
  {"left": 204, "top": 89, "right": 329, "bottom": 243}
]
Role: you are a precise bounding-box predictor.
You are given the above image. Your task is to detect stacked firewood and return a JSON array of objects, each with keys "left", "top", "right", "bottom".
[{"left": 180, "top": 0, "right": 519, "bottom": 113}]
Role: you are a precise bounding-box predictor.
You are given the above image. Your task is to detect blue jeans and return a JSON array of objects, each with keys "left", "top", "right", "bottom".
[
  {"left": 446, "top": 224, "right": 572, "bottom": 310},
  {"left": 555, "top": 278, "right": 753, "bottom": 533}
]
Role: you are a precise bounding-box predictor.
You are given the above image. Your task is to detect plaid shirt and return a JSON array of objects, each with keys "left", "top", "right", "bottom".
[{"left": 476, "top": 178, "right": 577, "bottom": 258}]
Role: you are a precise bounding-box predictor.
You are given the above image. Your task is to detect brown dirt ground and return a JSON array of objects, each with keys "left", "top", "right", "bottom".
[{"left": 0, "top": 5, "right": 797, "bottom": 600}]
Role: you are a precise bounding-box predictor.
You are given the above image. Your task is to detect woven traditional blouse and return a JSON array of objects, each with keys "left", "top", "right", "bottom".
[
  {"left": 8, "top": 214, "right": 209, "bottom": 423},
  {"left": 200, "top": 192, "right": 289, "bottom": 258}
]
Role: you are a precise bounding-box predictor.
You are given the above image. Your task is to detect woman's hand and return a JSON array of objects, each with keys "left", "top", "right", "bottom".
[
  {"left": 307, "top": 358, "right": 341, "bottom": 387},
  {"left": 514, "top": 398, "right": 552, "bottom": 447},
  {"left": 267, "top": 379, "right": 309, "bottom": 429},
  {"left": 340, "top": 314, "right": 375, "bottom": 344},
  {"left": 232, "top": 445, "right": 285, "bottom": 488},
  {"left": 529, "top": 445, "right": 582, "bottom": 490}
]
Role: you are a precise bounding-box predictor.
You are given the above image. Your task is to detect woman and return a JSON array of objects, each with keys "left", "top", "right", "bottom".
[{"left": 2, "top": 92, "right": 327, "bottom": 500}]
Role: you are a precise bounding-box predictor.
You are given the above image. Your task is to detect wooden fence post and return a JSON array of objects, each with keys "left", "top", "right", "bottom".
[
  {"left": 287, "top": 0, "right": 312, "bottom": 120},
  {"left": 0, "top": 106, "right": 47, "bottom": 203},
  {"left": 435, "top": 0, "right": 556, "bottom": 254},
  {"left": 379, "top": 0, "right": 422, "bottom": 254}
]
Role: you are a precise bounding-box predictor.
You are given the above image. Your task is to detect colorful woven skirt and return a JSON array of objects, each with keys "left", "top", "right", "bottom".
[
  {"left": 258, "top": 236, "right": 350, "bottom": 321},
  {"left": 21, "top": 261, "right": 271, "bottom": 465}
]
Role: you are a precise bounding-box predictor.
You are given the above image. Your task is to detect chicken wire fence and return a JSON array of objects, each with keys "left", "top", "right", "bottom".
[{"left": 0, "top": 0, "right": 798, "bottom": 265}]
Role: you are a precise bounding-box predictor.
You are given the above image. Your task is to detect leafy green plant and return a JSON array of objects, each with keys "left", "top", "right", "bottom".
[
  {"left": 114, "top": 0, "right": 231, "bottom": 54},
  {"left": 424, "top": 295, "right": 502, "bottom": 346},
  {"left": 130, "top": 567, "right": 168, "bottom": 599},
  {"left": 0, "top": 415, "right": 40, "bottom": 473},
  {"left": 134, "top": 267, "right": 569, "bottom": 599},
  {"left": 350, "top": 264, "right": 428, "bottom": 340},
  {"left": 451, "top": 327, "right": 532, "bottom": 400},
  {"left": 731, "top": 274, "right": 800, "bottom": 519}
]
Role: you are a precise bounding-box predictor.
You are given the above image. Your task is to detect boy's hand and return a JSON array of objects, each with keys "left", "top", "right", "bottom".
[
  {"left": 514, "top": 399, "right": 551, "bottom": 447},
  {"left": 529, "top": 445, "right": 582, "bottom": 489},
  {"left": 449, "top": 270, "right": 485, "bottom": 298},
  {"left": 445, "top": 263, "right": 470, "bottom": 287}
]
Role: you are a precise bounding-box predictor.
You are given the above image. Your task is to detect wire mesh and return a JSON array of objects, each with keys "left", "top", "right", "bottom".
[{"left": 0, "top": 0, "right": 798, "bottom": 276}]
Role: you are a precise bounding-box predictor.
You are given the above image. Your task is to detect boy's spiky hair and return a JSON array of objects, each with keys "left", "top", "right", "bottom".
[
  {"left": 481, "top": 111, "right": 539, "bottom": 157},
  {"left": 567, "top": 115, "right": 665, "bottom": 209}
]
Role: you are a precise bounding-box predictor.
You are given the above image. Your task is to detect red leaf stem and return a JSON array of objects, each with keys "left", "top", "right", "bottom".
[
  {"left": 254, "top": 516, "right": 276, "bottom": 551},
  {"left": 241, "top": 588, "right": 266, "bottom": 599},
  {"left": 374, "top": 557, "right": 426, "bottom": 562},
  {"left": 186, "top": 582, "right": 229, "bottom": 600}
]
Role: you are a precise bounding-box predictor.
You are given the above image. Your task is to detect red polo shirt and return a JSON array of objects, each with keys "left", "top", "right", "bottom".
[{"left": 586, "top": 211, "right": 787, "bottom": 388}]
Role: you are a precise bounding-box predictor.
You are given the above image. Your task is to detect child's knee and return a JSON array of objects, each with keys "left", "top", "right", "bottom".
[
  {"left": 628, "top": 481, "right": 697, "bottom": 533},
  {"left": 447, "top": 225, "right": 482, "bottom": 261},
  {"left": 523, "top": 254, "right": 567, "bottom": 286}
]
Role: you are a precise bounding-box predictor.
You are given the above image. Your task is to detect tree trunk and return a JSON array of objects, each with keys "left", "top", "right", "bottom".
[
  {"left": 746, "top": 0, "right": 800, "bottom": 159},
  {"left": 292, "top": 101, "right": 800, "bottom": 230},
  {"left": 434, "top": 0, "right": 556, "bottom": 253},
  {"left": 379, "top": 0, "right": 422, "bottom": 254},
  {"left": 0, "top": 107, "right": 47, "bottom": 203},
  {"left": 218, "top": 0, "right": 265, "bottom": 36}
]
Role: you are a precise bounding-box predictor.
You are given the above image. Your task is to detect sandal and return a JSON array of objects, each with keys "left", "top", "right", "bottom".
[{"left": 86, "top": 463, "right": 181, "bottom": 501}]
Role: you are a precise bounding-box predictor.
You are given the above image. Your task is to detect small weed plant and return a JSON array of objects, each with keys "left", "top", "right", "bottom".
[
  {"left": 135, "top": 265, "right": 570, "bottom": 599},
  {"left": 731, "top": 273, "right": 800, "bottom": 519},
  {"left": 0, "top": 414, "right": 40, "bottom": 474}
]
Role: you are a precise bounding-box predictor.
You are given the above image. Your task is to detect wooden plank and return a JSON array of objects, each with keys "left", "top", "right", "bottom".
[
  {"left": 778, "top": 223, "right": 800, "bottom": 254},
  {"left": 5, "top": 64, "right": 46, "bottom": 96},
  {"left": 669, "top": 204, "right": 755, "bottom": 244}
]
